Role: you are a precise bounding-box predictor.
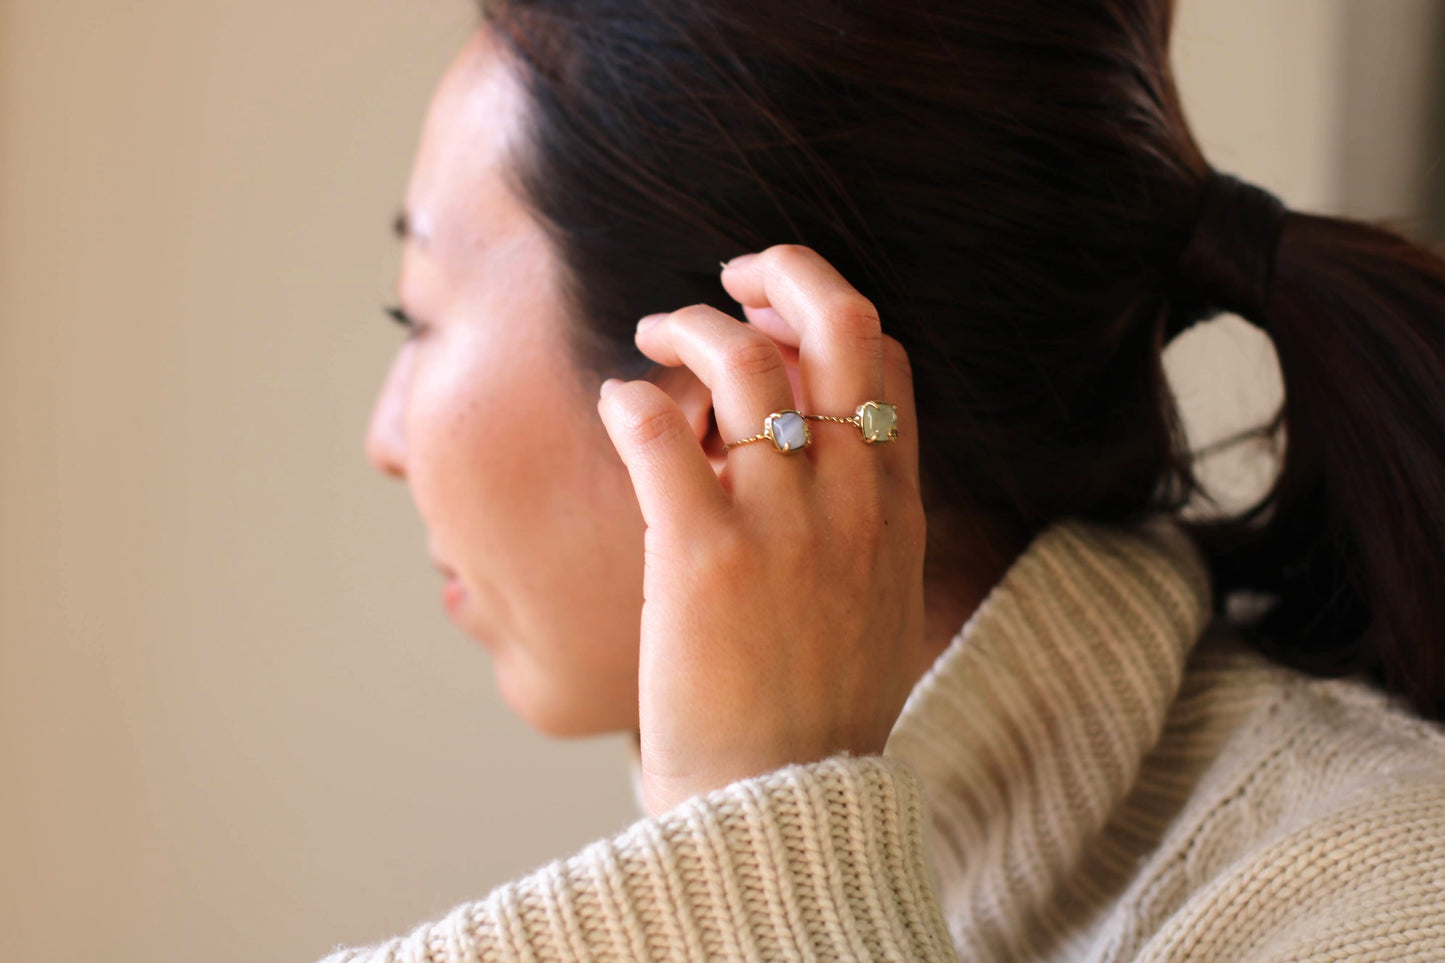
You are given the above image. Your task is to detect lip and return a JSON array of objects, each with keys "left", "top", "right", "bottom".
[{"left": 442, "top": 575, "right": 467, "bottom": 613}]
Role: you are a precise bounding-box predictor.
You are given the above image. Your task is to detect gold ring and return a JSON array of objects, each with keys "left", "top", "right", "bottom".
[{"left": 722, "top": 401, "right": 899, "bottom": 455}]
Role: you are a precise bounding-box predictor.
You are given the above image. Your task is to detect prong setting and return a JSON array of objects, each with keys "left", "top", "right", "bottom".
[{"left": 764, "top": 410, "right": 812, "bottom": 453}]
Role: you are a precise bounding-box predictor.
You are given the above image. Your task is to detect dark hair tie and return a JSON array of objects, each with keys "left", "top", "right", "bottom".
[{"left": 1165, "top": 170, "right": 1288, "bottom": 342}]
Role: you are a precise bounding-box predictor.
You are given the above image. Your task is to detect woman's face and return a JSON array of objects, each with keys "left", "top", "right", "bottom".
[{"left": 364, "top": 26, "right": 656, "bottom": 736}]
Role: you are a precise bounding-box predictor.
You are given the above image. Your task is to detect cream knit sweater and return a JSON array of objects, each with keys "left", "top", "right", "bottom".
[{"left": 318, "top": 515, "right": 1445, "bottom": 962}]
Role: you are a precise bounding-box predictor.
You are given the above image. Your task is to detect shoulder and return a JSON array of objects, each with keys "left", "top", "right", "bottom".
[
  {"left": 1175, "top": 620, "right": 1445, "bottom": 799},
  {"left": 1142, "top": 623, "right": 1445, "bottom": 960}
]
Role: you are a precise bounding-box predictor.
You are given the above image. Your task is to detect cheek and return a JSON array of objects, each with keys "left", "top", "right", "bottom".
[
  {"left": 408, "top": 346, "right": 566, "bottom": 549},
  {"left": 404, "top": 352, "right": 494, "bottom": 532},
  {"left": 471, "top": 393, "right": 650, "bottom": 734},
  {"left": 407, "top": 338, "right": 639, "bottom": 605}
]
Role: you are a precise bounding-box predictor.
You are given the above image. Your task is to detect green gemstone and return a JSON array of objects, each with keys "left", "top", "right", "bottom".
[{"left": 858, "top": 402, "right": 897, "bottom": 442}]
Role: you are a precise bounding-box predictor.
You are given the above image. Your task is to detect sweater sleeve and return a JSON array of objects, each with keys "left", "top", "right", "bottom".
[{"left": 316, "top": 754, "right": 959, "bottom": 963}]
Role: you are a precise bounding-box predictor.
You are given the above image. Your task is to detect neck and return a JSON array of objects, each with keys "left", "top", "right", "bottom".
[{"left": 915, "top": 508, "right": 1032, "bottom": 689}]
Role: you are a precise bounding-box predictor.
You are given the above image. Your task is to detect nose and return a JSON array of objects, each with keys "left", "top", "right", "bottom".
[{"left": 365, "top": 344, "right": 413, "bottom": 479}]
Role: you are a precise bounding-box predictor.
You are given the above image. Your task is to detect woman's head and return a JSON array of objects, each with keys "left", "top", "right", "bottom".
[
  {"left": 371, "top": 0, "right": 1445, "bottom": 728},
  {"left": 366, "top": 28, "right": 669, "bottom": 735}
]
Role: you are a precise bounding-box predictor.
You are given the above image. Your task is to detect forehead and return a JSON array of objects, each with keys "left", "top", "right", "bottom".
[{"left": 403, "top": 26, "right": 532, "bottom": 254}]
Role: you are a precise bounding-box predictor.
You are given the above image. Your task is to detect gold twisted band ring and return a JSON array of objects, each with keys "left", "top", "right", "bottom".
[{"left": 722, "top": 400, "right": 900, "bottom": 455}]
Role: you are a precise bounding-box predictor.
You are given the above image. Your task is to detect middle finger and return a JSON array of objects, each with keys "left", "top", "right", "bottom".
[{"left": 718, "top": 244, "right": 886, "bottom": 418}]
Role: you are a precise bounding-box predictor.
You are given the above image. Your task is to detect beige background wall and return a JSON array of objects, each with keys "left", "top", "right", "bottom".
[{"left": 0, "top": 1, "right": 1437, "bottom": 960}]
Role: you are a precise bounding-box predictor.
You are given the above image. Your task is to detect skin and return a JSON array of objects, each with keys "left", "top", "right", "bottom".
[{"left": 366, "top": 25, "right": 1020, "bottom": 807}]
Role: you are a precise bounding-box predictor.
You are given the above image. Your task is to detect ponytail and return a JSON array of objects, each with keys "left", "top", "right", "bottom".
[{"left": 1172, "top": 198, "right": 1445, "bottom": 721}]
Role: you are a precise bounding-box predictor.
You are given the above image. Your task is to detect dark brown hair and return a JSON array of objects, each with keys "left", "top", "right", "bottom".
[{"left": 481, "top": 0, "right": 1445, "bottom": 720}]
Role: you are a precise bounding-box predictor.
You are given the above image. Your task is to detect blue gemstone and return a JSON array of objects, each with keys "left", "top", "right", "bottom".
[{"left": 770, "top": 411, "right": 808, "bottom": 452}]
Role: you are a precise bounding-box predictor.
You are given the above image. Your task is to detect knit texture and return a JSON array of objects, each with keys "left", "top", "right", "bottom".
[{"left": 318, "top": 515, "right": 1445, "bottom": 962}]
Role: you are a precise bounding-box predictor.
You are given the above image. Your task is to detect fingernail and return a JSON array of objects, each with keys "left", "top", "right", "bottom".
[
  {"left": 721, "top": 253, "right": 757, "bottom": 271},
  {"left": 600, "top": 378, "right": 622, "bottom": 399},
  {"left": 636, "top": 313, "right": 666, "bottom": 332}
]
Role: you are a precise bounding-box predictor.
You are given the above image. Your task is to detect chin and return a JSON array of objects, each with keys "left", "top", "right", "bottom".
[{"left": 492, "top": 658, "right": 635, "bottom": 738}]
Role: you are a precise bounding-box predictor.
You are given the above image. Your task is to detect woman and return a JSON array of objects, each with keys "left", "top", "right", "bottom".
[{"left": 327, "top": 0, "right": 1445, "bottom": 959}]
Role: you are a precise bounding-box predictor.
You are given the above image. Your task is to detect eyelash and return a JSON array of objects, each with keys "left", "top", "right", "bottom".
[{"left": 383, "top": 303, "right": 424, "bottom": 340}]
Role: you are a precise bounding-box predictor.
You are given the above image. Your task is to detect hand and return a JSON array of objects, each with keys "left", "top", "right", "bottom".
[{"left": 596, "top": 244, "right": 929, "bottom": 818}]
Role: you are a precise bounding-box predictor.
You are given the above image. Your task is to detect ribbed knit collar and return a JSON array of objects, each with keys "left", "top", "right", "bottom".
[{"left": 883, "top": 513, "right": 1214, "bottom": 945}]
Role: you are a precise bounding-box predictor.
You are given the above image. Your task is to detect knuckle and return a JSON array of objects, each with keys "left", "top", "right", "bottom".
[
  {"left": 827, "top": 294, "right": 883, "bottom": 346},
  {"left": 835, "top": 291, "right": 881, "bottom": 327},
  {"left": 620, "top": 397, "right": 688, "bottom": 450},
  {"left": 696, "top": 524, "right": 751, "bottom": 580},
  {"left": 722, "top": 335, "right": 786, "bottom": 381},
  {"left": 844, "top": 482, "right": 887, "bottom": 539},
  {"left": 841, "top": 478, "right": 923, "bottom": 559}
]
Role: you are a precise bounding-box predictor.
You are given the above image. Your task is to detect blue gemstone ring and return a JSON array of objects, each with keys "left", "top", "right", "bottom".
[{"left": 722, "top": 401, "right": 899, "bottom": 455}]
